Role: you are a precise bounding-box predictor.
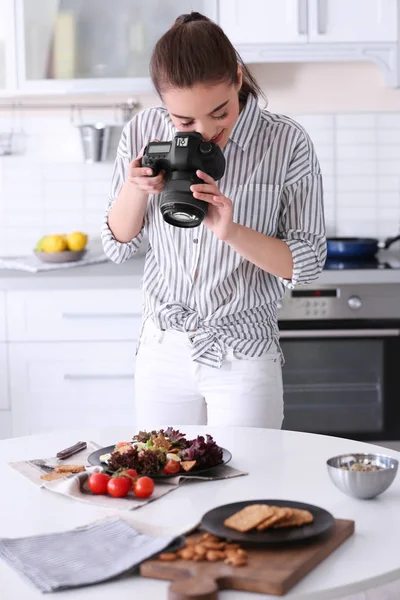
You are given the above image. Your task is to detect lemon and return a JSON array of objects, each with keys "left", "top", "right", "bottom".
[
  {"left": 41, "top": 235, "right": 68, "bottom": 253},
  {"left": 35, "top": 236, "right": 46, "bottom": 251},
  {"left": 66, "top": 232, "right": 88, "bottom": 252}
]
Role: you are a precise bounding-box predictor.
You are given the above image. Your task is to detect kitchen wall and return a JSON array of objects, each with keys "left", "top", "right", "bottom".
[{"left": 0, "top": 60, "right": 400, "bottom": 257}]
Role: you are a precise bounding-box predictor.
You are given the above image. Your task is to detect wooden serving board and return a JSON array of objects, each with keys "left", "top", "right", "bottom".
[{"left": 140, "top": 519, "right": 355, "bottom": 599}]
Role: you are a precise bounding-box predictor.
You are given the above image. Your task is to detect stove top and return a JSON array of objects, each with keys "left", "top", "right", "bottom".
[{"left": 324, "top": 258, "right": 394, "bottom": 270}]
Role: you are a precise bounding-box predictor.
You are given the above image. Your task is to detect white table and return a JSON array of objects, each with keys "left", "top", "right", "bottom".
[{"left": 1, "top": 426, "right": 400, "bottom": 600}]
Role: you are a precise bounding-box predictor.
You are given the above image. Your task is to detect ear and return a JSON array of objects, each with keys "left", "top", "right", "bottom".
[{"left": 236, "top": 64, "right": 243, "bottom": 90}]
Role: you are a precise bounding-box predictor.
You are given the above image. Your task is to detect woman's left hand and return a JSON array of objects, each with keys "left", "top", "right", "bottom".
[{"left": 190, "top": 170, "right": 235, "bottom": 241}]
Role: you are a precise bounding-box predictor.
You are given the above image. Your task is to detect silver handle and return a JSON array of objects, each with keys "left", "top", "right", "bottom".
[
  {"left": 317, "top": 0, "right": 327, "bottom": 34},
  {"left": 280, "top": 328, "right": 400, "bottom": 339},
  {"left": 298, "top": 0, "right": 308, "bottom": 35},
  {"left": 62, "top": 313, "right": 141, "bottom": 319},
  {"left": 64, "top": 374, "right": 134, "bottom": 381}
]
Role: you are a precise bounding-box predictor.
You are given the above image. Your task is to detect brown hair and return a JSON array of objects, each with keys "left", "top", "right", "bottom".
[{"left": 149, "top": 12, "right": 265, "bottom": 103}]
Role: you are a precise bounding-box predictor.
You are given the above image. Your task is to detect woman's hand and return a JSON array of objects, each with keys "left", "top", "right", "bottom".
[
  {"left": 190, "top": 170, "right": 235, "bottom": 241},
  {"left": 127, "top": 145, "right": 165, "bottom": 196}
]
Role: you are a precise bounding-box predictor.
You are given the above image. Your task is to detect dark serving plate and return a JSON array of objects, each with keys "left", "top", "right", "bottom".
[
  {"left": 201, "top": 499, "right": 335, "bottom": 545},
  {"left": 87, "top": 445, "right": 232, "bottom": 479}
]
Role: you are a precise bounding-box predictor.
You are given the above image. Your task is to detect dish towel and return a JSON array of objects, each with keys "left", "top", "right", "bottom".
[
  {"left": 0, "top": 517, "right": 183, "bottom": 593},
  {"left": 0, "top": 249, "right": 108, "bottom": 273},
  {"left": 9, "top": 441, "right": 248, "bottom": 511}
]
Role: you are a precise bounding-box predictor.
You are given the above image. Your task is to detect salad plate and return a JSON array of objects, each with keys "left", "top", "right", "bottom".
[{"left": 87, "top": 428, "right": 232, "bottom": 478}]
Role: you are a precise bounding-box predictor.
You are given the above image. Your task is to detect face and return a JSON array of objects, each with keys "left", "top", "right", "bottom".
[{"left": 162, "top": 76, "right": 242, "bottom": 148}]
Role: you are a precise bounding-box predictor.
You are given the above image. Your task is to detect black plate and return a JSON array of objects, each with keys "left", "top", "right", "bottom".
[
  {"left": 201, "top": 499, "right": 335, "bottom": 545},
  {"left": 87, "top": 445, "right": 232, "bottom": 479}
]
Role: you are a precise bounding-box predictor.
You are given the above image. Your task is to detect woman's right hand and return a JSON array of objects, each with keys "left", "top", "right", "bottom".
[{"left": 127, "top": 152, "right": 165, "bottom": 196}]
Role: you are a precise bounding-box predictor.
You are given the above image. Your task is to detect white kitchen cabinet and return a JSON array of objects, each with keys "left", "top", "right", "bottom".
[
  {"left": 0, "top": 0, "right": 17, "bottom": 92},
  {"left": 0, "top": 343, "right": 9, "bottom": 410},
  {"left": 0, "top": 293, "right": 8, "bottom": 412},
  {"left": 219, "top": 0, "right": 397, "bottom": 45},
  {"left": 13, "top": 0, "right": 218, "bottom": 94},
  {"left": 308, "top": 0, "right": 397, "bottom": 43},
  {"left": 9, "top": 341, "right": 137, "bottom": 436},
  {"left": 0, "top": 411, "right": 12, "bottom": 439},
  {"left": 219, "top": 0, "right": 399, "bottom": 86},
  {"left": 6, "top": 289, "right": 142, "bottom": 342},
  {"left": 218, "top": 0, "right": 308, "bottom": 45},
  {"left": 0, "top": 291, "right": 6, "bottom": 341}
]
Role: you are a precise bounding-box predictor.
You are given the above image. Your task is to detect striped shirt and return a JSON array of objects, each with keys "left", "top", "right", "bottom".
[{"left": 101, "top": 94, "right": 326, "bottom": 368}]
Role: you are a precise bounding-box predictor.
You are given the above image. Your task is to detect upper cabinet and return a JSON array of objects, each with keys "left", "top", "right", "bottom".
[
  {"left": 0, "top": 0, "right": 399, "bottom": 95},
  {"left": 0, "top": 0, "right": 16, "bottom": 92},
  {"left": 219, "top": 0, "right": 400, "bottom": 86},
  {"left": 218, "top": 0, "right": 309, "bottom": 45},
  {"left": 307, "top": 0, "right": 397, "bottom": 43},
  {"left": 13, "top": 0, "right": 217, "bottom": 93}
]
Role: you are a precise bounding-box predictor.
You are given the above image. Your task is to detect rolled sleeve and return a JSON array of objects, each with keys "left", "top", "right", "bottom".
[
  {"left": 101, "top": 120, "right": 144, "bottom": 264},
  {"left": 278, "top": 173, "right": 327, "bottom": 289}
]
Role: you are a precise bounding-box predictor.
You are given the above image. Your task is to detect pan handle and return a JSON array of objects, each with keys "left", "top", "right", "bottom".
[{"left": 383, "top": 234, "right": 400, "bottom": 249}]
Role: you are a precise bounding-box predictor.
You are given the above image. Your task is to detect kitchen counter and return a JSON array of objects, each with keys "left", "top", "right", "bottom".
[
  {"left": 1, "top": 251, "right": 400, "bottom": 290},
  {"left": 0, "top": 258, "right": 145, "bottom": 290}
]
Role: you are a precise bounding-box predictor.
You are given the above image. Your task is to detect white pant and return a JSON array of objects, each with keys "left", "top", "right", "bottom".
[{"left": 134, "top": 319, "right": 284, "bottom": 429}]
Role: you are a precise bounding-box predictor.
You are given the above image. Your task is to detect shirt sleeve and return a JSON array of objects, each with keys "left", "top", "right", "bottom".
[
  {"left": 277, "top": 127, "right": 327, "bottom": 289},
  {"left": 100, "top": 116, "right": 144, "bottom": 264}
]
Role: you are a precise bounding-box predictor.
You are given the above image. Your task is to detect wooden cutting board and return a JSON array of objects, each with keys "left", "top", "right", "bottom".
[{"left": 140, "top": 519, "right": 355, "bottom": 599}]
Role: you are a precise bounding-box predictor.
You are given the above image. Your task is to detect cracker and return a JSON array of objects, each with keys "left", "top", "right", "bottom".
[
  {"left": 180, "top": 460, "right": 196, "bottom": 472},
  {"left": 256, "top": 507, "right": 293, "bottom": 531},
  {"left": 272, "top": 508, "right": 314, "bottom": 528},
  {"left": 224, "top": 504, "right": 275, "bottom": 533},
  {"left": 40, "top": 471, "right": 69, "bottom": 481},
  {"left": 54, "top": 464, "right": 85, "bottom": 473}
]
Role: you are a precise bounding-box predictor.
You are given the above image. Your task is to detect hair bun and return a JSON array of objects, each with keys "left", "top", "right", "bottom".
[{"left": 175, "top": 11, "right": 210, "bottom": 25}]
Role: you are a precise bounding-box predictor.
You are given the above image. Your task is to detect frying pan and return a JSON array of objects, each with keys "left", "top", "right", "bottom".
[{"left": 327, "top": 235, "right": 400, "bottom": 259}]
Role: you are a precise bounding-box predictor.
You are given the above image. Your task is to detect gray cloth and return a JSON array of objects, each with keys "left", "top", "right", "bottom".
[{"left": 0, "top": 518, "right": 180, "bottom": 593}]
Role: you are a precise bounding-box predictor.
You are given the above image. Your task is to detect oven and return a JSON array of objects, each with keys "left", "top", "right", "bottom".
[{"left": 278, "top": 283, "right": 400, "bottom": 442}]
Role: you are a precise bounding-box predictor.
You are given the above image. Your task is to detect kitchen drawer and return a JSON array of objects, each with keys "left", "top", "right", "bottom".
[
  {"left": 9, "top": 341, "right": 137, "bottom": 436},
  {"left": 0, "top": 292, "right": 6, "bottom": 341},
  {"left": 0, "top": 343, "right": 9, "bottom": 410},
  {"left": 7, "top": 289, "right": 143, "bottom": 342}
]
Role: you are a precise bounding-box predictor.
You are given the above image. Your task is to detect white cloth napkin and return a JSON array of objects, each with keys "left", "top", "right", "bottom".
[
  {"left": 9, "top": 441, "right": 248, "bottom": 511},
  {"left": 0, "top": 517, "right": 182, "bottom": 593}
]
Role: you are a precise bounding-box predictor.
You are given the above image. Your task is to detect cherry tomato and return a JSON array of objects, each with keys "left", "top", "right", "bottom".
[
  {"left": 107, "top": 476, "right": 131, "bottom": 498},
  {"left": 163, "top": 459, "right": 181, "bottom": 475},
  {"left": 133, "top": 476, "right": 155, "bottom": 499},
  {"left": 120, "top": 468, "right": 139, "bottom": 481},
  {"left": 87, "top": 472, "right": 110, "bottom": 495}
]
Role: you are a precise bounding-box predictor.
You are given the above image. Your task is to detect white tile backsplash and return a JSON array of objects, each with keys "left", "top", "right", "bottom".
[{"left": 0, "top": 110, "right": 400, "bottom": 256}]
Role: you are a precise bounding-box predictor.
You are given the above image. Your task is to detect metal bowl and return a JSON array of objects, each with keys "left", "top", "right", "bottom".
[
  {"left": 326, "top": 453, "right": 398, "bottom": 499},
  {"left": 34, "top": 249, "right": 86, "bottom": 263}
]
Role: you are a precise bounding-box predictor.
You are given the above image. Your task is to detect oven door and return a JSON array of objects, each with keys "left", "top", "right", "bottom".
[{"left": 279, "top": 319, "right": 400, "bottom": 441}]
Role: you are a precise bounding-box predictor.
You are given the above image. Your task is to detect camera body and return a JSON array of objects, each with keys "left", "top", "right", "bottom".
[{"left": 142, "top": 131, "right": 226, "bottom": 228}]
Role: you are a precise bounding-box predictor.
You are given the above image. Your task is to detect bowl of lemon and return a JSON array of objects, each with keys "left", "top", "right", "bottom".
[{"left": 34, "top": 232, "right": 88, "bottom": 263}]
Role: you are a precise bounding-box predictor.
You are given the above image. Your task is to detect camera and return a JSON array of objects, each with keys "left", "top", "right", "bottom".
[{"left": 142, "top": 131, "right": 226, "bottom": 228}]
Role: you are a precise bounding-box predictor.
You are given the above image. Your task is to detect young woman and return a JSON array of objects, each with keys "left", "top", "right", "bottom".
[{"left": 101, "top": 12, "right": 326, "bottom": 430}]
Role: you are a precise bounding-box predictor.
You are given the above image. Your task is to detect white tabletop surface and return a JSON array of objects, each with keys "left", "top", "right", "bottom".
[{"left": 1, "top": 426, "right": 400, "bottom": 600}]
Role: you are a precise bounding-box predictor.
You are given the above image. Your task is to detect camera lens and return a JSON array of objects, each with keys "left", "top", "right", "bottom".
[
  {"left": 199, "top": 142, "right": 213, "bottom": 155},
  {"left": 172, "top": 212, "right": 199, "bottom": 223}
]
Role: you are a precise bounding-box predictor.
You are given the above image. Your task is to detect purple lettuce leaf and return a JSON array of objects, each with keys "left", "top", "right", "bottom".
[{"left": 179, "top": 435, "right": 223, "bottom": 469}]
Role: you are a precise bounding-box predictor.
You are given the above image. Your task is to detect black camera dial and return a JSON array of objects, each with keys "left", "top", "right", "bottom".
[{"left": 199, "top": 142, "right": 213, "bottom": 155}]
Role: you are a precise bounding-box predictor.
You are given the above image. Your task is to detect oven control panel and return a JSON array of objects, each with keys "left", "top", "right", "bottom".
[{"left": 277, "top": 285, "right": 400, "bottom": 320}]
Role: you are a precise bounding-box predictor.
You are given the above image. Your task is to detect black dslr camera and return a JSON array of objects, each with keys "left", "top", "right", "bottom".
[{"left": 142, "top": 132, "right": 226, "bottom": 228}]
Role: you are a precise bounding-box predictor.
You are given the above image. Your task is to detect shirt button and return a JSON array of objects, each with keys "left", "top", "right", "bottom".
[{"left": 193, "top": 238, "right": 198, "bottom": 244}]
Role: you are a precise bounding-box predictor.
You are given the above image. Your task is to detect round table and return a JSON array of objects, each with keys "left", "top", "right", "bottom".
[{"left": 1, "top": 425, "right": 400, "bottom": 600}]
